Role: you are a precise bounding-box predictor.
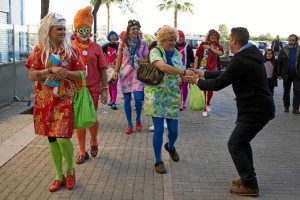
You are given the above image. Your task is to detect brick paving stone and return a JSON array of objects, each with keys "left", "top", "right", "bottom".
[{"left": 0, "top": 81, "right": 299, "bottom": 199}]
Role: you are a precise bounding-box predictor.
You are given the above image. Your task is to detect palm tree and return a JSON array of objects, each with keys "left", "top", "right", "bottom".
[
  {"left": 157, "top": 0, "right": 194, "bottom": 28},
  {"left": 102, "top": 0, "right": 124, "bottom": 33},
  {"left": 92, "top": 0, "right": 137, "bottom": 34},
  {"left": 41, "top": 0, "right": 50, "bottom": 19}
]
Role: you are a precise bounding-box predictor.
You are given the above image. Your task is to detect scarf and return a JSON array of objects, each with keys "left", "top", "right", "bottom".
[
  {"left": 72, "top": 37, "right": 92, "bottom": 65},
  {"left": 127, "top": 37, "right": 139, "bottom": 65},
  {"left": 165, "top": 50, "right": 174, "bottom": 66}
]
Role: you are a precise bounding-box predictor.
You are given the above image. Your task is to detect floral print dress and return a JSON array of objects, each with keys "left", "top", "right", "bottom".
[
  {"left": 118, "top": 40, "right": 149, "bottom": 93},
  {"left": 144, "top": 45, "right": 182, "bottom": 120},
  {"left": 25, "top": 44, "right": 85, "bottom": 138}
]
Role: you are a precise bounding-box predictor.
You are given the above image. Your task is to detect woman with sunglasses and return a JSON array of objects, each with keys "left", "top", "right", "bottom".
[
  {"left": 113, "top": 20, "right": 149, "bottom": 134},
  {"left": 25, "top": 12, "right": 85, "bottom": 192},
  {"left": 193, "top": 29, "right": 224, "bottom": 117},
  {"left": 72, "top": 6, "right": 108, "bottom": 164}
]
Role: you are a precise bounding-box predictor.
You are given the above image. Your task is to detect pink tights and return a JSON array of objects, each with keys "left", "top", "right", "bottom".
[
  {"left": 180, "top": 82, "right": 188, "bottom": 106},
  {"left": 108, "top": 81, "right": 118, "bottom": 104}
]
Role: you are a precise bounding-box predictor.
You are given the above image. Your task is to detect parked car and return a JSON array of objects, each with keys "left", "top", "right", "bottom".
[
  {"left": 185, "top": 36, "right": 204, "bottom": 55},
  {"left": 282, "top": 41, "right": 288, "bottom": 48},
  {"left": 97, "top": 39, "right": 109, "bottom": 47}
]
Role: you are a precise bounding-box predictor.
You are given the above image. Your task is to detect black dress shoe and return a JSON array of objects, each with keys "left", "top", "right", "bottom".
[{"left": 284, "top": 107, "right": 289, "bottom": 112}]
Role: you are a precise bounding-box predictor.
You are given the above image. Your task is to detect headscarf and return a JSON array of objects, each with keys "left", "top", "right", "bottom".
[{"left": 178, "top": 30, "right": 186, "bottom": 43}]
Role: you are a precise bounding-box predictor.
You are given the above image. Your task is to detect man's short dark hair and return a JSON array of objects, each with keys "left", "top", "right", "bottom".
[
  {"left": 231, "top": 27, "right": 249, "bottom": 46},
  {"left": 289, "top": 34, "right": 298, "bottom": 41}
]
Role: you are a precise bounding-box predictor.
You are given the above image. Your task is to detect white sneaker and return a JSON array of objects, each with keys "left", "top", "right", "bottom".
[
  {"left": 206, "top": 106, "right": 211, "bottom": 112},
  {"left": 148, "top": 125, "right": 154, "bottom": 131},
  {"left": 202, "top": 111, "right": 208, "bottom": 117}
]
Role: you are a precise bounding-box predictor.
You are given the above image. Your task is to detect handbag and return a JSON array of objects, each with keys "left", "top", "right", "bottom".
[
  {"left": 73, "top": 71, "right": 96, "bottom": 129},
  {"left": 137, "top": 47, "right": 164, "bottom": 85},
  {"left": 107, "top": 62, "right": 116, "bottom": 85},
  {"left": 189, "top": 83, "right": 205, "bottom": 111}
]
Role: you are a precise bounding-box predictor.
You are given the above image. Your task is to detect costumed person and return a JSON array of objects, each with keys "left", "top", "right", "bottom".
[
  {"left": 144, "top": 25, "right": 194, "bottom": 174},
  {"left": 25, "top": 12, "right": 85, "bottom": 192},
  {"left": 72, "top": 6, "right": 108, "bottom": 164},
  {"left": 102, "top": 31, "right": 120, "bottom": 110},
  {"left": 176, "top": 30, "right": 195, "bottom": 110},
  {"left": 193, "top": 29, "right": 224, "bottom": 117},
  {"left": 118, "top": 31, "right": 126, "bottom": 100},
  {"left": 112, "top": 20, "right": 149, "bottom": 134}
]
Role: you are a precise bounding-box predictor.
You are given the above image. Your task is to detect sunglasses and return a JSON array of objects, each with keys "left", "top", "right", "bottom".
[
  {"left": 77, "top": 27, "right": 91, "bottom": 34},
  {"left": 130, "top": 27, "right": 140, "bottom": 31}
]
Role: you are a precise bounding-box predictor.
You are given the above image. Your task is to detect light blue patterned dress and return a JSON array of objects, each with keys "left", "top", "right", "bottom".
[{"left": 144, "top": 45, "right": 183, "bottom": 119}]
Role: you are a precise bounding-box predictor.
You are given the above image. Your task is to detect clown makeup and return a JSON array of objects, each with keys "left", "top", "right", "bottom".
[
  {"left": 77, "top": 27, "right": 91, "bottom": 42},
  {"left": 77, "top": 27, "right": 91, "bottom": 35}
]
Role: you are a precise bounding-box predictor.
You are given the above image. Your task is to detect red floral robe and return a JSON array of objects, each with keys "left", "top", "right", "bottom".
[{"left": 25, "top": 44, "right": 85, "bottom": 138}]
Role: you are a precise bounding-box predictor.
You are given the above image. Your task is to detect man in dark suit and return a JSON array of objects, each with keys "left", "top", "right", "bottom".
[{"left": 185, "top": 27, "right": 275, "bottom": 197}]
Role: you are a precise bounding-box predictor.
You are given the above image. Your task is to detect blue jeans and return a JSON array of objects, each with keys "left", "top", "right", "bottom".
[{"left": 228, "top": 121, "right": 268, "bottom": 189}]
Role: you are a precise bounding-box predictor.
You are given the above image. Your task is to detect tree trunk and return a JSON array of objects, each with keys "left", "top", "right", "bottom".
[
  {"left": 92, "top": 0, "right": 102, "bottom": 42},
  {"left": 174, "top": 10, "right": 177, "bottom": 28},
  {"left": 107, "top": 3, "right": 110, "bottom": 34},
  {"left": 41, "top": 0, "right": 49, "bottom": 19}
]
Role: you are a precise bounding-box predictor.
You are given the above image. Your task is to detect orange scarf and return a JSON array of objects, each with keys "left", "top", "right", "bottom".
[{"left": 72, "top": 38, "right": 92, "bottom": 65}]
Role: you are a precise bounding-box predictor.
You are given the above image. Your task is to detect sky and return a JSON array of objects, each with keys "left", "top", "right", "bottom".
[{"left": 24, "top": 0, "right": 300, "bottom": 38}]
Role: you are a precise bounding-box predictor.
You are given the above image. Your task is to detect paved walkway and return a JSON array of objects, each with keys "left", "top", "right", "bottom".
[{"left": 0, "top": 81, "right": 299, "bottom": 200}]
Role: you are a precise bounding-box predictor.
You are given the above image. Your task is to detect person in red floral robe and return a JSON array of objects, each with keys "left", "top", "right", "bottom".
[
  {"left": 25, "top": 12, "right": 85, "bottom": 192},
  {"left": 194, "top": 29, "right": 224, "bottom": 117}
]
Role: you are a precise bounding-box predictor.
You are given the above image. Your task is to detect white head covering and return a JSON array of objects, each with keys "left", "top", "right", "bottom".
[
  {"left": 37, "top": 12, "right": 75, "bottom": 64},
  {"left": 38, "top": 12, "right": 66, "bottom": 44}
]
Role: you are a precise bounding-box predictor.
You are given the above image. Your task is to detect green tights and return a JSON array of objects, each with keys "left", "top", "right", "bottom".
[{"left": 49, "top": 138, "right": 74, "bottom": 181}]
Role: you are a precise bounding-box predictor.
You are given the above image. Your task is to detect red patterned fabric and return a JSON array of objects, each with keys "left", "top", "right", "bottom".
[
  {"left": 195, "top": 42, "right": 224, "bottom": 71},
  {"left": 25, "top": 44, "right": 85, "bottom": 138}
]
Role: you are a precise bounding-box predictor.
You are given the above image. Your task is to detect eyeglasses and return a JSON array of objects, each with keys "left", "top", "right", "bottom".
[
  {"left": 130, "top": 27, "right": 140, "bottom": 31},
  {"left": 77, "top": 27, "right": 91, "bottom": 34}
]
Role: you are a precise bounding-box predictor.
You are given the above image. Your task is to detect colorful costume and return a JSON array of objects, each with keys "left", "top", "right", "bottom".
[
  {"left": 72, "top": 6, "right": 108, "bottom": 164},
  {"left": 102, "top": 31, "right": 120, "bottom": 109},
  {"left": 195, "top": 29, "right": 224, "bottom": 115},
  {"left": 25, "top": 12, "right": 83, "bottom": 192},
  {"left": 115, "top": 20, "right": 148, "bottom": 134},
  {"left": 26, "top": 44, "right": 84, "bottom": 137}
]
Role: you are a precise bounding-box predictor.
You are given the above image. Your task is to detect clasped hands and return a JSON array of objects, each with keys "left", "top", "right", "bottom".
[
  {"left": 47, "top": 67, "right": 68, "bottom": 80},
  {"left": 183, "top": 69, "right": 204, "bottom": 84}
]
